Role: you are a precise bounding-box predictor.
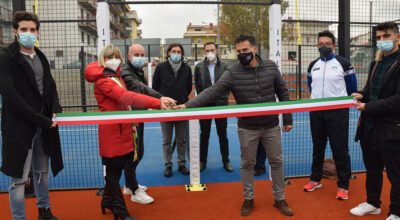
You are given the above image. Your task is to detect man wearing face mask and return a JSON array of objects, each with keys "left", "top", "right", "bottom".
[
  {"left": 304, "top": 30, "right": 357, "bottom": 201},
  {"left": 0, "top": 11, "right": 62, "bottom": 219},
  {"left": 350, "top": 22, "right": 400, "bottom": 220},
  {"left": 174, "top": 34, "right": 293, "bottom": 217},
  {"left": 194, "top": 42, "right": 232, "bottom": 172},
  {"left": 120, "top": 44, "right": 169, "bottom": 204},
  {"left": 152, "top": 43, "right": 193, "bottom": 177}
]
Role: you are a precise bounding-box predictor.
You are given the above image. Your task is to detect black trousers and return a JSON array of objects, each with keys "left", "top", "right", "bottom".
[
  {"left": 360, "top": 126, "right": 400, "bottom": 216},
  {"left": 124, "top": 123, "right": 144, "bottom": 193},
  {"left": 199, "top": 118, "right": 229, "bottom": 164},
  {"left": 309, "top": 108, "right": 351, "bottom": 189}
]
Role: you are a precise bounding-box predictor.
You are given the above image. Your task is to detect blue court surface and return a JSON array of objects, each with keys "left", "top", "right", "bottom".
[{"left": 0, "top": 109, "right": 364, "bottom": 191}]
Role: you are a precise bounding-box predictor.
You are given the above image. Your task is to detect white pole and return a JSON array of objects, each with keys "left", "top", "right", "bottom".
[
  {"left": 97, "top": 1, "right": 110, "bottom": 181},
  {"left": 189, "top": 119, "right": 200, "bottom": 185},
  {"left": 269, "top": 1, "right": 282, "bottom": 181},
  {"left": 97, "top": 2, "right": 111, "bottom": 57}
]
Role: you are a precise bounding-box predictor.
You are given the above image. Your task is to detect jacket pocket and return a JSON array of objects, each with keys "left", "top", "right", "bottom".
[{"left": 383, "top": 120, "right": 400, "bottom": 141}]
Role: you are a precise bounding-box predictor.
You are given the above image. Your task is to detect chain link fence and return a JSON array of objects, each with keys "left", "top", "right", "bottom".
[{"left": 0, "top": 0, "right": 399, "bottom": 191}]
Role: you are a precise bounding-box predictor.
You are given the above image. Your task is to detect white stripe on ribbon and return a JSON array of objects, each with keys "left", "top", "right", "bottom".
[{"left": 53, "top": 98, "right": 355, "bottom": 125}]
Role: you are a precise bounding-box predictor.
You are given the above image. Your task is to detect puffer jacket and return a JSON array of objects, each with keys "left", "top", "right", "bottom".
[
  {"left": 186, "top": 55, "right": 292, "bottom": 130},
  {"left": 84, "top": 61, "right": 161, "bottom": 158}
]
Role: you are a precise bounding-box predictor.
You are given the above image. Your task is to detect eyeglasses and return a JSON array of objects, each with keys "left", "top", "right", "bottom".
[{"left": 317, "top": 42, "right": 334, "bottom": 48}]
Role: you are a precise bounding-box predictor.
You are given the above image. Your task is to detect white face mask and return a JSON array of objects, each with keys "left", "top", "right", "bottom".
[
  {"left": 105, "top": 59, "right": 121, "bottom": 72},
  {"left": 206, "top": 52, "right": 217, "bottom": 62}
]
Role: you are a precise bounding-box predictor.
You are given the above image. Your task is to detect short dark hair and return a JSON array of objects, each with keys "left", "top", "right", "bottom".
[
  {"left": 376, "top": 21, "right": 399, "bottom": 34},
  {"left": 12, "top": 11, "right": 40, "bottom": 31},
  {"left": 318, "top": 30, "right": 335, "bottom": 44},
  {"left": 204, "top": 42, "right": 218, "bottom": 50},
  {"left": 167, "top": 43, "right": 184, "bottom": 57},
  {"left": 235, "top": 34, "right": 256, "bottom": 46}
]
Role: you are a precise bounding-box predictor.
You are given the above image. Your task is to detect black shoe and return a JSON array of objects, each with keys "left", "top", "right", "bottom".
[
  {"left": 178, "top": 165, "right": 190, "bottom": 175},
  {"left": 254, "top": 165, "right": 266, "bottom": 176},
  {"left": 200, "top": 163, "right": 206, "bottom": 172},
  {"left": 107, "top": 176, "right": 138, "bottom": 220},
  {"left": 240, "top": 199, "right": 254, "bottom": 216},
  {"left": 101, "top": 179, "right": 112, "bottom": 214},
  {"left": 38, "top": 207, "right": 58, "bottom": 220},
  {"left": 223, "top": 162, "right": 233, "bottom": 172},
  {"left": 164, "top": 167, "right": 172, "bottom": 177}
]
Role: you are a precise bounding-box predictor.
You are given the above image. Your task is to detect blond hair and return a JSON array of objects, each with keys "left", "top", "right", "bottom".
[
  {"left": 375, "top": 41, "right": 400, "bottom": 62},
  {"left": 98, "top": 45, "right": 123, "bottom": 67}
]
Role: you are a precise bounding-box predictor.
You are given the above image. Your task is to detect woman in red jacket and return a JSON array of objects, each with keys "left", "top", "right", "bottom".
[{"left": 85, "top": 45, "right": 168, "bottom": 220}]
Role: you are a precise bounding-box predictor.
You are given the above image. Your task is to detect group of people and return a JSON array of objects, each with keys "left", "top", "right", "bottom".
[{"left": 0, "top": 10, "right": 399, "bottom": 220}]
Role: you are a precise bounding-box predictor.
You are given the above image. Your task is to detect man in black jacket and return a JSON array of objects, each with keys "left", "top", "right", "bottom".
[
  {"left": 0, "top": 11, "right": 62, "bottom": 220},
  {"left": 153, "top": 43, "right": 192, "bottom": 177},
  {"left": 194, "top": 42, "right": 232, "bottom": 172},
  {"left": 175, "top": 35, "right": 294, "bottom": 217},
  {"left": 120, "top": 44, "right": 168, "bottom": 204},
  {"left": 351, "top": 22, "right": 400, "bottom": 220}
]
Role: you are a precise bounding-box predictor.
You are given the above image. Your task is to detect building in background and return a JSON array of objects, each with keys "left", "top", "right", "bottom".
[
  {"left": 9, "top": 0, "right": 141, "bottom": 69},
  {"left": 183, "top": 22, "right": 235, "bottom": 61},
  {"left": 125, "top": 10, "right": 142, "bottom": 41}
]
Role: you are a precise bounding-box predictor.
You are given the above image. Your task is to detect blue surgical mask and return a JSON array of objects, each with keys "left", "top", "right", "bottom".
[
  {"left": 377, "top": 40, "right": 395, "bottom": 53},
  {"left": 170, "top": 54, "right": 181, "bottom": 63},
  {"left": 18, "top": 32, "right": 37, "bottom": 49},
  {"left": 131, "top": 57, "right": 146, "bottom": 68}
]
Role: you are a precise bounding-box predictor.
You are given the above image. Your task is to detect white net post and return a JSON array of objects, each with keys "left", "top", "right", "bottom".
[
  {"left": 269, "top": 1, "right": 282, "bottom": 181},
  {"left": 97, "top": 2, "right": 110, "bottom": 57}
]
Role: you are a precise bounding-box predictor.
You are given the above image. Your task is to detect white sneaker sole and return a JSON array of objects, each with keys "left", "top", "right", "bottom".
[
  {"left": 304, "top": 184, "right": 322, "bottom": 192},
  {"left": 350, "top": 208, "right": 381, "bottom": 216},
  {"left": 131, "top": 198, "right": 154, "bottom": 204}
]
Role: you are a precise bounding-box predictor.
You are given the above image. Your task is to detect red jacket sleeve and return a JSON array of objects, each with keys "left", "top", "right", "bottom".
[{"left": 96, "top": 78, "right": 161, "bottom": 109}]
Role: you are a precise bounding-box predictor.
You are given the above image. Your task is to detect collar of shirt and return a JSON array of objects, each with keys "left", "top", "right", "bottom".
[
  {"left": 20, "top": 50, "right": 36, "bottom": 59},
  {"left": 208, "top": 62, "right": 216, "bottom": 84}
]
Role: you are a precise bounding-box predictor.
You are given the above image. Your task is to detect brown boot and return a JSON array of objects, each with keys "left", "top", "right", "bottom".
[
  {"left": 273, "top": 199, "right": 293, "bottom": 216},
  {"left": 240, "top": 199, "right": 254, "bottom": 216}
]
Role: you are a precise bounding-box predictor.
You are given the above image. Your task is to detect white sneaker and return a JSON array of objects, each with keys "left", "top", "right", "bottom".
[
  {"left": 131, "top": 188, "right": 154, "bottom": 204},
  {"left": 139, "top": 184, "right": 148, "bottom": 192},
  {"left": 387, "top": 214, "right": 400, "bottom": 220},
  {"left": 123, "top": 185, "right": 132, "bottom": 195},
  {"left": 350, "top": 202, "right": 381, "bottom": 216},
  {"left": 123, "top": 184, "right": 147, "bottom": 195}
]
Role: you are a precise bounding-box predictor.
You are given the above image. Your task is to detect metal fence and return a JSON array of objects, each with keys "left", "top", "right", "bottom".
[{"left": 0, "top": 0, "right": 399, "bottom": 191}]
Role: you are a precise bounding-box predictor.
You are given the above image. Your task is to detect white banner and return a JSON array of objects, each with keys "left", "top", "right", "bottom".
[
  {"left": 97, "top": 2, "right": 110, "bottom": 57},
  {"left": 269, "top": 3, "right": 282, "bottom": 72}
]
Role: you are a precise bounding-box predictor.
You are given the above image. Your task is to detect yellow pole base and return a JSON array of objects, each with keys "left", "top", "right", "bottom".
[{"left": 185, "top": 184, "right": 207, "bottom": 192}]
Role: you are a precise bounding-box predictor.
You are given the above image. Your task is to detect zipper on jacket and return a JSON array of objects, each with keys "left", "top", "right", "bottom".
[
  {"left": 254, "top": 66, "right": 264, "bottom": 130},
  {"left": 322, "top": 61, "right": 327, "bottom": 98}
]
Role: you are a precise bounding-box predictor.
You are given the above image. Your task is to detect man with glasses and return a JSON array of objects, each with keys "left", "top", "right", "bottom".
[{"left": 303, "top": 30, "right": 357, "bottom": 200}]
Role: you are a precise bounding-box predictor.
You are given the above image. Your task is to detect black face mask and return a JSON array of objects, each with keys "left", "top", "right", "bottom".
[
  {"left": 319, "top": 46, "right": 332, "bottom": 58},
  {"left": 237, "top": 51, "right": 254, "bottom": 66}
]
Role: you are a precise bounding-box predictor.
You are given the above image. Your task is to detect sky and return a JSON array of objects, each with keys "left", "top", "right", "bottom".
[{"left": 130, "top": 0, "right": 400, "bottom": 39}]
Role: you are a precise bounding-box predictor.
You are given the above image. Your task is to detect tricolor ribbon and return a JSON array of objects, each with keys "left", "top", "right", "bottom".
[{"left": 53, "top": 96, "right": 356, "bottom": 125}]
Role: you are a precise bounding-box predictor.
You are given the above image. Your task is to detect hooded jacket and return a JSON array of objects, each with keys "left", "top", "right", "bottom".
[{"left": 84, "top": 61, "right": 161, "bottom": 158}]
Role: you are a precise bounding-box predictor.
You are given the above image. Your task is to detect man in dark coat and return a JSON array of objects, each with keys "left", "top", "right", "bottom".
[
  {"left": 0, "top": 11, "right": 62, "bottom": 220},
  {"left": 152, "top": 43, "right": 192, "bottom": 177},
  {"left": 194, "top": 42, "right": 232, "bottom": 172},
  {"left": 350, "top": 21, "right": 400, "bottom": 220}
]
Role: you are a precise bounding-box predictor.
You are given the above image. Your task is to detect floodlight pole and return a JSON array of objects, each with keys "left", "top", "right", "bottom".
[{"left": 338, "top": 0, "right": 350, "bottom": 59}]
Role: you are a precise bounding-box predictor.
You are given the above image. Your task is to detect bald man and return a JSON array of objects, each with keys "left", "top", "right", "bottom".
[{"left": 120, "top": 44, "right": 174, "bottom": 204}]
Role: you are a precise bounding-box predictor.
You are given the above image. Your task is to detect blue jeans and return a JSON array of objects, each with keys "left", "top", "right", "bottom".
[{"left": 9, "top": 128, "right": 50, "bottom": 220}]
